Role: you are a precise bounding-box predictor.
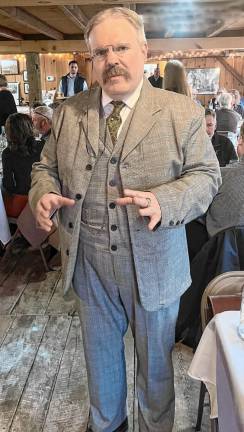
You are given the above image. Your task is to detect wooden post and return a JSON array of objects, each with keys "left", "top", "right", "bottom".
[{"left": 25, "top": 52, "right": 42, "bottom": 106}]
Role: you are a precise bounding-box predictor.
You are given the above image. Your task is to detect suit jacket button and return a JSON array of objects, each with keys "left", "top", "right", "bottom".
[
  {"left": 66, "top": 249, "right": 69, "bottom": 256},
  {"left": 75, "top": 193, "right": 82, "bottom": 200},
  {"left": 111, "top": 245, "right": 117, "bottom": 251},
  {"left": 169, "top": 220, "right": 174, "bottom": 226},
  {"left": 109, "top": 179, "right": 116, "bottom": 187},
  {"left": 111, "top": 224, "right": 117, "bottom": 231},
  {"left": 109, "top": 202, "right": 116, "bottom": 209},
  {"left": 68, "top": 222, "right": 73, "bottom": 229},
  {"left": 86, "top": 164, "right": 92, "bottom": 171},
  {"left": 110, "top": 157, "right": 117, "bottom": 164}
]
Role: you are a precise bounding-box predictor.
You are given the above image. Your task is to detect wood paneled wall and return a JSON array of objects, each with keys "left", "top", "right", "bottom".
[
  {"left": 1, "top": 53, "right": 243, "bottom": 107},
  {"left": 181, "top": 56, "right": 244, "bottom": 106}
]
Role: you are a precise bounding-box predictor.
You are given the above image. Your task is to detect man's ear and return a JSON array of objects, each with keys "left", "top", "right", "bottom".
[{"left": 142, "top": 43, "right": 148, "bottom": 61}]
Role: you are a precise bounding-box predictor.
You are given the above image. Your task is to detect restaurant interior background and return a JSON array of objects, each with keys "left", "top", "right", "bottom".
[{"left": 0, "top": 0, "right": 243, "bottom": 107}]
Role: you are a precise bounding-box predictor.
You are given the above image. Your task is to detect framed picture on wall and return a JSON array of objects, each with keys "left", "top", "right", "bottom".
[
  {"left": 23, "top": 70, "right": 28, "bottom": 81},
  {"left": 1, "top": 59, "right": 19, "bottom": 75},
  {"left": 186, "top": 67, "right": 220, "bottom": 94},
  {"left": 8, "top": 82, "right": 20, "bottom": 105},
  {"left": 24, "top": 83, "right": 29, "bottom": 94}
]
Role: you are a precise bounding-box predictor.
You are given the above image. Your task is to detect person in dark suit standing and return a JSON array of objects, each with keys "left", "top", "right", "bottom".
[
  {"left": 29, "top": 7, "right": 220, "bottom": 432},
  {"left": 148, "top": 65, "right": 163, "bottom": 88},
  {"left": 0, "top": 74, "right": 17, "bottom": 134},
  {"left": 58, "top": 60, "right": 88, "bottom": 97}
]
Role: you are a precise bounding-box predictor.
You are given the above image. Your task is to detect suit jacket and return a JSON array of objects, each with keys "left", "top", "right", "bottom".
[
  {"left": 206, "top": 158, "right": 244, "bottom": 237},
  {"left": 29, "top": 78, "right": 221, "bottom": 310},
  {"left": 211, "top": 132, "right": 237, "bottom": 167}
]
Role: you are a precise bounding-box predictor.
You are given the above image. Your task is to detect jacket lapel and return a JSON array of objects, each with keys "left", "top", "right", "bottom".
[
  {"left": 121, "top": 78, "right": 162, "bottom": 161},
  {"left": 77, "top": 86, "right": 101, "bottom": 157}
]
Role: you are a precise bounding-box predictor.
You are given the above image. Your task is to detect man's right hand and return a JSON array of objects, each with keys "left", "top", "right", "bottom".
[{"left": 35, "top": 193, "right": 75, "bottom": 232}]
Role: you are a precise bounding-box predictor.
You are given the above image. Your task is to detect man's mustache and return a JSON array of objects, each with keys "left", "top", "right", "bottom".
[{"left": 103, "top": 66, "right": 130, "bottom": 83}]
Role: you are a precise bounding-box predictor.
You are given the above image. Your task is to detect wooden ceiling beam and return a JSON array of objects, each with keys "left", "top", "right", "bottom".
[
  {"left": 123, "top": 3, "right": 136, "bottom": 11},
  {"left": 59, "top": 5, "right": 88, "bottom": 32},
  {"left": 0, "top": 0, "right": 242, "bottom": 4},
  {"left": 0, "top": 24, "right": 23, "bottom": 40},
  {"left": 217, "top": 56, "right": 244, "bottom": 86},
  {"left": 0, "top": 37, "right": 243, "bottom": 54},
  {"left": 207, "top": 17, "right": 244, "bottom": 37},
  {"left": 0, "top": 7, "right": 63, "bottom": 39}
]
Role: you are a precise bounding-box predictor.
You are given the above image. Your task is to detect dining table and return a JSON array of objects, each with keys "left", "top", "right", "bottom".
[{"left": 188, "top": 310, "right": 244, "bottom": 432}]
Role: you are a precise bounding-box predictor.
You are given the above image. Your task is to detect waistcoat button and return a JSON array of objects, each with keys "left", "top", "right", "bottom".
[{"left": 111, "top": 224, "right": 117, "bottom": 231}]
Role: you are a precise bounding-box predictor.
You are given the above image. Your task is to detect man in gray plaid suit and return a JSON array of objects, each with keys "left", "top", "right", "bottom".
[{"left": 29, "top": 7, "right": 221, "bottom": 432}]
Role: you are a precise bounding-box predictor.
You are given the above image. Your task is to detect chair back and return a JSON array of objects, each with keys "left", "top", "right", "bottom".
[
  {"left": 17, "top": 202, "right": 50, "bottom": 248},
  {"left": 200, "top": 271, "right": 244, "bottom": 330}
]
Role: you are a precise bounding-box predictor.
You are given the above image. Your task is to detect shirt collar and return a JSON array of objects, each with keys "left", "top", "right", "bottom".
[{"left": 102, "top": 79, "right": 143, "bottom": 110}]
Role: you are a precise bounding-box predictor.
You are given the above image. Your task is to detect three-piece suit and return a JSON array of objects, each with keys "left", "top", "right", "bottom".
[{"left": 29, "top": 78, "right": 221, "bottom": 432}]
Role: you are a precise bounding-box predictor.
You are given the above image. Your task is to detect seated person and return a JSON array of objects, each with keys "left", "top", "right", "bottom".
[
  {"left": 2, "top": 113, "right": 44, "bottom": 217},
  {"left": 32, "top": 106, "right": 53, "bottom": 143},
  {"left": 205, "top": 108, "right": 237, "bottom": 166},
  {"left": 216, "top": 92, "right": 241, "bottom": 134},
  {"left": 206, "top": 121, "right": 244, "bottom": 237},
  {"left": 231, "top": 89, "right": 244, "bottom": 118}
]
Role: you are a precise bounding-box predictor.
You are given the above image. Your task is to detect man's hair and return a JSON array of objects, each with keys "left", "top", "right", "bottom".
[
  {"left": 218, "top": 92, "right": 232, "bottom": 109},
  {"left": 68, "top": 60, "right": 78, "bottom": 67},
  {"left": 163, "top": 60, "right": 191, "bottom": 97},
  {"left": 5, "top": 113, "right": 35, "bottom": 155},
  {"left": 0, "top": 74, "right": 8, "bottom": 88},
  {"left": 84, "top": 7, "right": 146, "bottom": 49},
  {"left": 205, "top": 108, "right": 216, "bottom": 118},
  {"left": 33, "top": 106, "right": 53, "bottom": 123},
  {"left": 31, "top": 101, "right": 46, "bottom": 109}
]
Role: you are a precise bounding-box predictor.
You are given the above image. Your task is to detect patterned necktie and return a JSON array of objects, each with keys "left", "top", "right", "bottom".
[{"left": 106, "top": 101, "right": 125, "bottom": 144}]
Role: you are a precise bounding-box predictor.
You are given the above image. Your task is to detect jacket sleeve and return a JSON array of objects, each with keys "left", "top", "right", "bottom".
[
  {"left": 29, "top": 109, "right": 62, "bottom": 212},
  {"left": 150, "top": 110, "right": 222, "bottom": 227}
]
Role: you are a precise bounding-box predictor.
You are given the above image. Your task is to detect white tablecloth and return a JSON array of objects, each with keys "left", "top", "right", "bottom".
[
  {"left": 188, "top": 311, "right": 244, "bottom": 432},
  {"left": 0, "top": 190, "right": 11, "bottom": 245}
]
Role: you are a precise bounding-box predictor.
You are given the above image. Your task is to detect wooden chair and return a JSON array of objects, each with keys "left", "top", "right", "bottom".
[
  {"left": 195, "top": 271, "right": 244, "bottom": 431},
  {"left": 15, "top": 202, "right": 55, "bottom": 271}
]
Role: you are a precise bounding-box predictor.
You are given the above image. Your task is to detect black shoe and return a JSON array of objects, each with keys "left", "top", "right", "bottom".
[{"left": 87, "top": 417, "right": 128, "bottom": 432}]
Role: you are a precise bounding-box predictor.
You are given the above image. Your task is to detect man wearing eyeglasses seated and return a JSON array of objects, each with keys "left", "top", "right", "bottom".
[
  {"left": 32, "top": 106, "right": 53, "bottom": 143},
  {"left": 29, "top": 7, "right": 221, "bottom": 432}
]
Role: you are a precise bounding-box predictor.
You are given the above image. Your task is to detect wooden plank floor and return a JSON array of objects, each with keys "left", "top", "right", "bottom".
[{"left": 0, "top": 247, "right": 210, "bottom": 431}]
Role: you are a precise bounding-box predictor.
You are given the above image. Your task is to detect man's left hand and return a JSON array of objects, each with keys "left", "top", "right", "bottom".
[{"left": 116, "top": 189, "right": 161, "bottom": 231}]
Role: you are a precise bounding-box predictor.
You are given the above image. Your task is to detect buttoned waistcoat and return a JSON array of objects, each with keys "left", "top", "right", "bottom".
[{"left": 29, "top": 78, "right": 221, "bottom": 311}]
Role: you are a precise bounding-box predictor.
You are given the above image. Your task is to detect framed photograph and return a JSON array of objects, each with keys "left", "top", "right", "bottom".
[
  {"left": 23, "top": 70, "right": 28, "bottom": 81},
  {"left": 8, "top": 82, "right": 20, "bottom": 105},
  {"left": 24, "top": 83, "right": 29, "bottom": 94},
  {"left": 1, "top": 59, "right": 19, "bottom": 75},
  {"left": 186, "top": 68, "right": 220, "bottom": 95}
]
